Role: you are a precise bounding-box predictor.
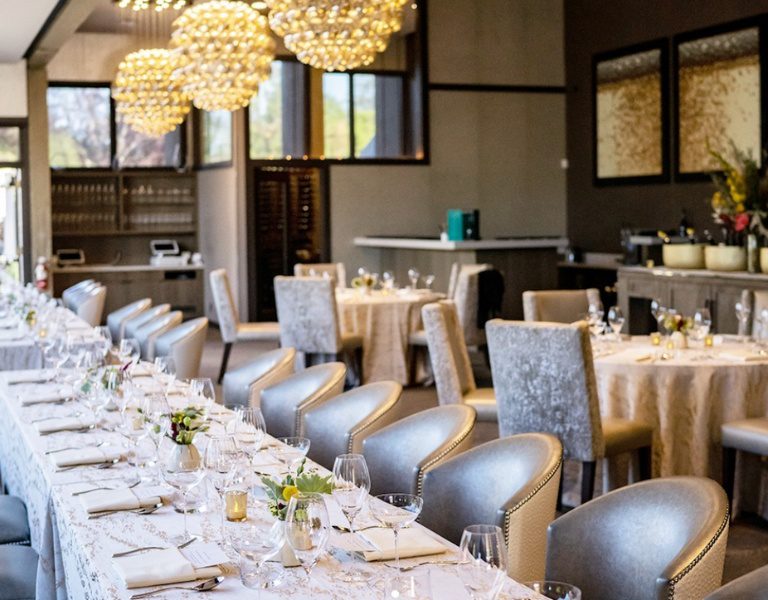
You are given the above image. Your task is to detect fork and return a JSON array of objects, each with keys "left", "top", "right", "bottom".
[
  {"left": 57, "top": 458, "right": 122, "bottom": 472},
  {"left": 383, "top": 558, "right": 461, "bottom": 572},
  {"left": 72, "top": 479, "right": 139, "bottom": 497},
  {"left": 112, "top": 537, "right": 195, "bottom": 558},
  {"left": 88, "top": 503, "right": 163, "bottom": 520}
]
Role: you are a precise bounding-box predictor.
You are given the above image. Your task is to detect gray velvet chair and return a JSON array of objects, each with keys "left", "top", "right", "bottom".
[
  {"left": 705, "top": 563, "right": 768, "bottom": 599},
  {"left": 422, "top": 301, "right": 496, "bottom": 422},
  {"left": 420, "top": 433, "right": 562, "bottom": 582},
  {"left": 123, "top": 304, "right": 171, "bottom": 341},
  {"left": 61, "top": 279, "right": 95, "bottom": 310},
  {"left": 222, "top": 347, "right": 296, "bottom": 409},
  {"left": 0, "top": 546, "right": 37, "bottom": 600},
  {"left": 487, "top": 319, "right": 653, "bottom": 504},
  {"left": 106, "top": 298, "right": 151, "bottom": 342},
  {"left": 260, "top": 362, "right": 347, "bottom": 438},
  {"left": 303, "top": 381, "right": 403, "bottom": 470},
  {"left": 721, "top": 417, "right": 768, "bottom": 510},
  {"left": 522, "top": 288, "right": 601, "bottom": 323},
  {"left": 75, "top": 284, "right": 107, "bottom": 326},
  {"left": 294, "top": 262, "right": 347, "bottom": 288},
  {"left": 546, "top": 477, "right": 729, "bottom": 600},
  {"left": 362, "top": 404, "right": 476, "bottom": 496},
  {"left": 738, "top": 289, "right": 768, "bottom": 337},
  {"left": 274, "top": 276, "right": 363, "bottom": 383},
  {"left": 0, "top": 496, "right": 30, "bottom": 545},
  {"left": 135, "top": 310, "right": 183, "bottom": 360},
  {"left": 154, "top": 318, "right": 208, "bottom": 380},
  {"left": 210, "top": 268, "right": 281, "bottom": 383}
]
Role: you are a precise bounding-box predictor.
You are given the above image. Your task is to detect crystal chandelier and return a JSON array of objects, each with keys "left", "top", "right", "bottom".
[
  {"left": 170, "top": 0, "right": 276, "bottom": 111},
  {"left": 112, "top": 48, "right": 191, "bottom": 137},
  {"left": 266, "top": 0, "right": 409, "bottom": 71},
  {"left": 115, "top": 0, "right": 189, "bottom": 11}
]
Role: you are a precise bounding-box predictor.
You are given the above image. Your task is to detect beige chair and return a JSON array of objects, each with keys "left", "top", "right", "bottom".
[
  {"left": 294, "top": 262, "right": 347, "bottom": 289},
  {"left": 210, "top": 268, "right": 280, "bottom": 383},
  {"left": 420, "top": 433, "right": 562, "bottom": 582},
  {"left": 721, "top": 417, "right": 768, "bottom": 511},
  {"left": 75, "top": 285, "right": 107, "bottom": 326},
  {"left": 260, "top": 362, "right": 347, "bottom": 438},
  {"left": 546, "top": 477, "right": 729, "bottom": 600},
  {"left": 154, "top": 318, "right": 208, "bottom": 380},
  {"left": 422, "top": 301, "right": 496, "bottom": 422},
  {"left": 303, "top": 381, "right": 403, "bottom": 470},
  {"left": 123, "top": 304, "right": 171, "bottom": 341},
  {"left": 705, "top": 563, "right": 768, "bottom": 599},
  {"left": 61, "top": 279, "right": 95, "bottom": 310},
  {"left": 106, "top": 298, "right": 151, "bottom": 342},
  {"left": 135, "top": 310, "right": 183, "bottom": 360},
  {"left": 362, "top": 404, "right": 476, "bottom": 496},
  {"left": 222, "top": 347, "right": 297, "bottom": 409},
  {"left": 522, "top": 288, "right": 601, "bottom": 323},
  {"left": 738, "top": 289, "right": 768, "bottom": 337},
  {"left": 274, "top": 276, "right": 363, "bottom": 382},
  {"left": 487, "top": 319, "right": 653, "bottom": 505}
]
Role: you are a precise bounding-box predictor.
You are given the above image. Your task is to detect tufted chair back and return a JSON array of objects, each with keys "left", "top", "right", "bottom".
[
  {"left": 107, "top": 298, "right": 151, "bottom": 342},
  {"left": 274, "top": 276, "right": 342, "bottom": 354},
  {"left": 739, "top": 289, "right": 768, "bottom": 337},
  {"left": 303, "top": 381, "right": 403, "bottom": 470},
  {"left": 123, "top": 304, "right": 171, "bottom": 342},
  {"left": 420, "top": 433, "right": 562, "bottom": 582},
  {"left": 422, "top": 301, "right": 476, "bottom": 405},
  {"left": 61, "top": 279, "right": 95, "bottom": 310},
  {"left": 260, "top": 362, "right": 346, "bottom": 438},
  {"left": 546, "top": 477, "right": 729, "bottom": 600},
  {"left": 222, "top": 347, "right": 297, "bottom": 409},
  {"left": 135, "top": 311, "right": 183, "bottom": 360},
  {"left": 154, "top": 318, "right": 208, "bottom": 380},
  {"left": 362, "top": 404, "right": 476, "bottom": 496},
  {"left": 209, "top": 269, "right": 240, "bottom": 344},
  {"left": 705, "top": 563, "right": 768, "bottom": 599},
  {"left": 522, "top": 288, "right": 601, "bottom": 323},
  {"left": 76, "top": 285, "right": 107, "bottom": 326},
  {"left": 487, "top": 319, "right": 604, "bottom": 462},
  {"left": 293, "top": 263, "right": 347, "bottom": 289}
]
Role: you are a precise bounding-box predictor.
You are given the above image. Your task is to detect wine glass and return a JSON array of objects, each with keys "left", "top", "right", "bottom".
[
  {"left": 118, "top": 338, "right": 140, "bottom": 367},
  {"left": 284, "top": 493, "right": 331, "bottom": 582},
  {"left": 693, "top": 307, "right": 712, "bottom": 348},
  {"left": 423, "top": 274, "right": 436, "bottom": 291},
  {"left": 226, "top": 503, "right": 284, "bottom": 595},
  {"left": 204, "top": 435, "right": 242, "bottom": 529},
  {"left": 160, "top": 437, "right": 206, "bottom": 544},
  {"left": 735, "top": 301, "right": 752, "bottom": 340},
  {"left": 153, "top": 356, "right": 177, "bottom": 394},
  {"left": 232, "top": 407, "right": 267, "bottom": 457},
  {"left": 189, "top": 377, "right": 215, "bottom": 417},
  {"left": 525, "top": 581, "right": 582, "bottom": 600},
  {"left": 332, "top": 454, "right": 372, "bottom": 582},
  {"left": 141, "top": 394, "right": 170, "bottom": 482},
  {"left": 407, "top": 268, "right": 420, "bottom": 290},
  {"left": 382, "top": 271, "right": 395, "bottom": 292},
  {"left": 370, "top": 493, "right": 423, "bottom": 573},
  {"left": 456, "top": 524, "right": 508, "bottom": 600},
  {"left": 607, "top": 306, "right": 625, "bottom": 342},
  {"left": 651, "top": 299, "right": 667, "bottom": 333},
  {"left": 270, "top": 437, "right": 310, "bottom": 474},
  {"left": 93, "top": 326, "right": 112, "bottom": 363}
]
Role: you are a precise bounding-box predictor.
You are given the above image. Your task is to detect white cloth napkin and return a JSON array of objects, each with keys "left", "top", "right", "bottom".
[
  {"left": 34, "top": 416, "right": 92, "bottom": 435},
  {"left": 79, "top": 486, "right": 169, "bottom": 513},
  {"left": 360, "top": 527, "right": 447, "bottom": 561},
  {"left": 718, "top": 349, "right": 768, "bottom": 363},
  {"left": 51, "top": 446, "right": 123, "bottom": 468},
  {"left": 0, "top": 329, "right": 23, "bottom": 341},
  {"left": 114, "top": 547, "right": 222, "bottom": 589},
  {"left": 5, "top": 370, "right": 52, "bottom": 384},
  {"left": 0, "top": 316, "right": 17, "bottom": 329},
  {"left": 19, "top": 384, "right": 73, "bottom": 406}
]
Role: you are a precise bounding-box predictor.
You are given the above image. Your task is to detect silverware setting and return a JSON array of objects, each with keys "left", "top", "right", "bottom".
[
  {"left": 128, "top": 575, "right": 224, "bottom": 599},
  {"left": 57, "top": 457, "right": 123, "bottom": 472},
  {"left": 112, "top": 537, "right": 195, "bottom": 558},
  {"left": 383, "top": 558, "right": 461, "bottom": 572},
  {"left": 332, "top": 524, "right": 387, "bottom": 534},
  {"left": 40, "top": 426, "right": 93, "bottom": 436},
  {"left": 46, "top": 441, "right": 109, "bottom": 455},
  {"left": 88, "top": 502, "right": 163, "bottom": 519},
  {"left": 72, "top": 479, "right": 139, "bottom": 496}
]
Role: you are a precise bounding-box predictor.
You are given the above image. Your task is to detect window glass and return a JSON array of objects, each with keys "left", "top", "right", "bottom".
[
  {"left": 116, "top": 119, "right": 182, "bottom": 168},
  {"left": 47, "top": 87, "right": 111, "bottom": 168},
  {"left": 353, "top": 74, "right": 404, "bottom": 158},
  {"left": 250, "top": 61, "right": 284, "bottom": 159},
  {"left": 353, "top": 74, "right": 376, "bottom": 158},
  {"left": 323, "top": 73, "right": 351, "bottom": 159},
  {"left": 201, "top": 110, "right": 232, "bottom": 165},
  {"left": 0, "top": 127, "right": 21, "bottom": 163}
]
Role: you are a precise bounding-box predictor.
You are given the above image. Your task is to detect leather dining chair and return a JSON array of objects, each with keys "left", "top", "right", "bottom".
[
  {"left": 546, "top": 477, "right": 729, "bottom": 600},
  {"left": 75, "top": 284, "right": 107, "bottom": 326},
  {"left": 303, "top": 381, "right": 403, "bottom": 470},
  {"left": 106, "top": 298, "right": 151, "bottom": 342},
  {"left": 274, "top": 276, "right": 363, "bottom": 383},
  {"left": 61, "top": 279, "right": 95, "bottom": 310},
  {"left": 522, "top": 288, "right": 601, "bottom": 323},
  {"left": 362, "top": 404, "right": 476, "bottom": 496},
  {"left": 260, "top": 362, "right": 347, "bottom": 438},
  {"left": 721, "top": 417, "right": 768, "bottom": 511},
  {"left": 0, "top": 495, "right": 31, "bottom": 545},
  {"left": 135, "top": 310, "right": 183, "bottom": 360},
  {"left": 153, "top": 317, "right": 208, "bottom": 380},
  {"left": 210, "top": 268, "right": 280, "bottom": 383},
  {"left": 222, "top": 347, "right": 296, "bottom": 409},
  {"left": 487, "top": 319, "right": 653, "bottom": 505},
  {"left": 422, "top": 301, "right": 496, "bottom": 422},
  {"left": 123, "top": 304, "right": 171, "bottom": 342},
  {"left": 420, "top": 433, "right": 562, "bottom": 582},
  {"left": 294, "top": 262, "right": 347, "bottom": 289},
  {"left": 705, "top": 563, "right": 768, "bottom": 599},
  {"left": 738, "top": 289, "right": 768, "bottom": 337},
  {"left": 0, "top": 546, "right": 37, "bottom": 600}
]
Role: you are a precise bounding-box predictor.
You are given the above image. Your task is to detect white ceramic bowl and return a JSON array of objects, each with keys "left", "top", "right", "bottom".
[
  {"left": 704, "top": 245, "right": 747, "bottom": 271},
  {"left": 662, "top": 244, "right": 705, "bottom": 269}
]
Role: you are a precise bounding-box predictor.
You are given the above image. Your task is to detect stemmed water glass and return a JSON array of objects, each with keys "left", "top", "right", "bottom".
[
  {"left": 118, "top": 338, "right": 140, "bottom": 368},
  {"left": 382, "top": 271, "right": 395, "bottom": 292},
  {"left": 607, "top": 306, "right": 625, "bottom": 342},
  {"left": 407, "top": 268, "right": 420, "bottom": 290},
  {"left": 651, "top": 299, "right": 666, "bottom": 333},
  {"left": 370, "top": 493, "right": 423, "bottom": 574},
  {"left": 93, "top": 326, "right": 112, "bottom": 363},
  {"left": 231, "top": 407, "right": 267, "bottom": 458},
  {"left": 140, "top": 394, "right": 170, "bottom": 482},
  {"left": 160, "top": 436, "right": 206, "bottom": 544},
  {"left": 153, "top": 356, "right": 177, "bottom": 395},
  {"left": 332, "top": 453, "right": 372, "bottom": 582},
  {"left": 204, "top": 435, "right": 242, "bottom": 528},
  {"left": 189, "top": 378, "right": 215, "bottom": 417},
  {"left": 285, "top": 493, "right": 331, "bottom": 583},
  {"left": 423, "top": 274, "right": 436, "bottom": 290},
  {"left": 735, "top": 300, "right": 752, "bottom": 340},
  {"left": 270, "top": 437, "right": 310, "bottom": 474},
  {"left": 586, "top": 300, "right": 605, "bottom": 338},
  {"left": 456, "top": 524, "right": 508, "bottom": 600}
]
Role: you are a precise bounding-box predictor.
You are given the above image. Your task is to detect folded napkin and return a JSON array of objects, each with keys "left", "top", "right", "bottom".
[
  {"left": 252, "top": 452, "right": 285, "bottom": 478},
  {"left": 5, "top": 370, "right": 52, "bottom": 385},
  {"left": 0, "top": 329, "right": 23, "bottom": 341},
  {"left": 360, "top": 527, "right": 447, "bottom": 562},
  {"left": 19, "top": 384, "right": 73, "bottom": 406},
  {"left": 130, "top": 362, "right": 154, "bottom": 378},
  {"left": 718, "top": 349, "right": 768, "bottom": 363},
  {"left": 79, "top": 485, "right": 169, "bottom": 513},
  {"left": 34, "top": 416, "right": 93, "bottom": 435},
  {"left": 114, "top": 547, "right": 222, "bottom": 589},
  {"left": 132, "top": 379, "right": 164, "bottom": 394},
  {"left": 0, "top": 317, "right": 17, "bottom": 329},
  {"left": 51, "top": 446, "right": 123, "bottom": 468}
]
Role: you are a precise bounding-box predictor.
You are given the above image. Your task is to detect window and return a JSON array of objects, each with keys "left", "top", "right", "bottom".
[
  {"left": 200, "top": 110, "right": 232, "bottom": 165},
  {"left": 0, "top": 127, "right": 21, "bottom": 164},
  {"left": 47, "top": 86, "right": 111, "bottom": 169},
  {"left": 322, "top": 73, "right": 351, "bottom": 159},
  {"left": 117, "top": 119, "right": 182, "bottom": 168}
]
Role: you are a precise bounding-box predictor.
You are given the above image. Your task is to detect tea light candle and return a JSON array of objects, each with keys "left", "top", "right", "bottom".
[
  {"left": 665, "top": 339, "right": 675, "bottom": 351},
  {"left": 704, "top": 334, "right": 715, "bottom": 348},
  {"left": 650, "top": 332, "right": 661, "bottom": 346},
  {"left": 225, "top": 490, "right": 247, "bottom": 522}
]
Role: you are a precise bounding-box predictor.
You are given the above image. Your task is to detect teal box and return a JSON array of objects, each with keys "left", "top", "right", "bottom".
[{"left": 447, "top": 209, "right": 464, "bottom": 241}]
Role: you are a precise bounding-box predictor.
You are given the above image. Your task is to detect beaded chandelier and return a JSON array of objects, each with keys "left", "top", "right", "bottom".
[
  {"left": 265, "top": 0, "right": 409, "bottom": 71},
  {"left": 170, "top": 0, "right": 276, "bottom": 111},
  {"left": 115, "top": 0, "right": 189, "bottom": 11},
  {"left": 112, "top": 48, "right": 191, "bottom": 137}
]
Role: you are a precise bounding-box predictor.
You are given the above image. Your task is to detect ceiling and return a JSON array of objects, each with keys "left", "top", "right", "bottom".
[{"left": 0, "top": 0, "right": 62, "bottom": 62}]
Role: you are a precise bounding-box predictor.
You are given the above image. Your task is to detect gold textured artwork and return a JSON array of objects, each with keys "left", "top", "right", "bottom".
[
  {"left": 678, "top": 27, "right": 760, "bottom": 174},
  {"left": 596, "top": 49, "right": 663, "bottom": 179}
]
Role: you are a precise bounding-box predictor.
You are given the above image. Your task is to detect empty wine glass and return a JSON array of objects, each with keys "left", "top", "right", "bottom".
[
  {"left": 285, "top": 493, "right": 331, "bottom": 583},
  {"left": 370, "top": 493, "right": 423, "bottom": 574},
  {"left": 226, "top": 505, "right": 284, "bottom": 595},
  {"left": 332, "top": 454, "right": 372, "bottom": 582},
  {"left": 423, "top": 274, "right": 436, "bottom": 290},
  {"left": 382, "top": 271, "right": 395, "bottom": 292},
  {"left": 525, "top": 581, "right": 582, "bottom": 600},
  {"left": 735, "top": 301, "right": 752, "bottom": 340},
  {"left": 189, "top": 377, "right": 215, "bottom": 416},
  {"left": 607, "top": 306, "right": 625, "bottom": 342},
  {"left": 651, "top": 299, "right": 667, "bottom": 333},
  {"left": 456, "top": 524, "right": 508, "bottom": 600},
  {"left": 270, "top": 437, "right": 310, "bottom": 473},
  {"left": 231, "top": 407, "right": 267, "bottom": 457},
  {"left": 93, "top": 326, "right": 112, "bottom": 362},
  {"left": 118, "top": 338, "right": 140, "bottom": 367},
  {"left": 693, "top": 308, "right": 712, "bottom": 337},
  {"left": 407, "top": 268, "right": 420, "bottom": 290},
  {"left": 160, "top": 436, "right": 206, "bottom": 544},
  {"left": 153, "top": 356, "right": 177, "bottom": 394},
  {"left": 204, "top": 435, "right": 242, "bottom": 529}
]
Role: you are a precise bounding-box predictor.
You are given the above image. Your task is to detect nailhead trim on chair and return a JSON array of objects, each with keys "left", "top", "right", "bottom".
[
  {"left": 667, "top": 507, "right": 730, "bottom": 599},
  {"left": 345, "top": 396, "right": 401, "bottom": 454},
  {"left": 293, "top": 368, "right": 347, "bottom": 436},
  {"left": 416, "top": 419, "right": 476, "bottom": 498}
]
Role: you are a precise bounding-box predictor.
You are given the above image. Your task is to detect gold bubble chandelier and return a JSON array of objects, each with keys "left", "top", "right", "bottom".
[
  {"left": 170, "top": 0, "right": 276, "bottom": 112},
  {"left": 266, "top": 0, "right": 409, "bottom": 71},
  {"left": 115, "top": 0, "right": 188, "bottom": 11},
  {"left": 112, "top": 48, "right": 191, "bottom": 137}
]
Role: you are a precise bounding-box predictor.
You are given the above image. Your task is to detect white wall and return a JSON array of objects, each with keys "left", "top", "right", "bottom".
[
  {"left": 0, "top": 61, "right": 28, "bottom": 117},
  {"left": 47, "top": 32, "right": 144, "bottom": 81}
]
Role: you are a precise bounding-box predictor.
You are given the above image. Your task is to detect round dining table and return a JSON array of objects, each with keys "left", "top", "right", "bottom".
[{"left": 336, "top": 288, "right": 442, "bottom": 385}]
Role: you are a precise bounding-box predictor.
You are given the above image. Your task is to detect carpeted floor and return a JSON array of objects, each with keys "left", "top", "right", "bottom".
[{"left": 199, "top": 326, "right": 768, "bottom": 584}]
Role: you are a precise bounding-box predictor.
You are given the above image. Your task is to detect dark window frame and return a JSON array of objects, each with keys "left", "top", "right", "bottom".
[{"left": 194, "top": 108, "right": 233, "bottom": 170}]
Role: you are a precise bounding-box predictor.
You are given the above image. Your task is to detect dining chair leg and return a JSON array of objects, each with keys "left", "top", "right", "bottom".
[
  {"left": 722, "top": 446, "right": 737, "bottom": 507},
  {"left": 217, "top": 343, "right": 233, "bottom": 384},
  {"left": 580, "top": 461, "right": 597, "bottom": 505},
  {"left": 354, "top": 346, "right": 363, "bottom": 386},
  {"left": 556, "top": 464, "right": 565, "bottom": 513},
  {"left": 638, "top": 445, "right": 652, "bottom": 481}
]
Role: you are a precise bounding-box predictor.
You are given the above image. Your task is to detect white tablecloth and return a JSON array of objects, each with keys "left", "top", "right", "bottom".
[{"left": 0, "top": 339, "right": 43, "bottom": 371}]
